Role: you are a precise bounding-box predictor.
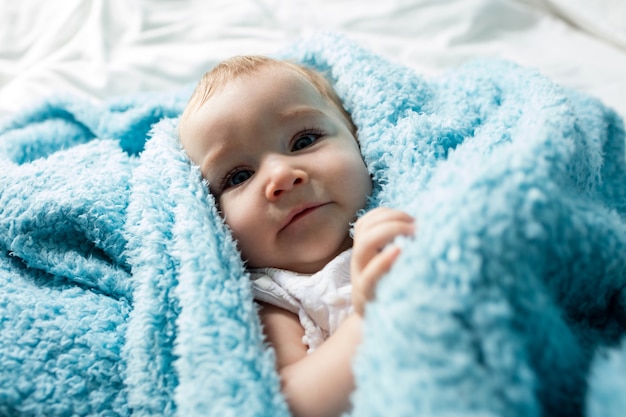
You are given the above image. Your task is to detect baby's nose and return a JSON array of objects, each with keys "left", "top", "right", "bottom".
[{"left": 264, "top": 158, "right": 308, "bottom": 200}]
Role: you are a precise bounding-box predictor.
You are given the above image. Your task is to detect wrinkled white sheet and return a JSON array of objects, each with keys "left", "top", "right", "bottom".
[{"left": 1, "top": 0, "right": 625, "bottom": 118}]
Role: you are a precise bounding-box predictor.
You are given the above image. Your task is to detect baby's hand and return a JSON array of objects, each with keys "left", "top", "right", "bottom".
[{"left": 351, "top": 207, "right": 415, "bottom": 316}]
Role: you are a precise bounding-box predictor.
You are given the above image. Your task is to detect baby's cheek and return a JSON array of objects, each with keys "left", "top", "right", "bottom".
[
  {"left": 226, "top": 215, "right": 266, "bottom": 261},
  {"left": 349, "top": 160, "right": 373, "bottom": 202},
  {"left": 219, "top": 202, "right": 248, "bottom": 240}
]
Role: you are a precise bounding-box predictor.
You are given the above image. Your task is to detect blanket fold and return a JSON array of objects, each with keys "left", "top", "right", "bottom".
[{"left": 1, "top": 33, "right": 625, "bottom": 417}]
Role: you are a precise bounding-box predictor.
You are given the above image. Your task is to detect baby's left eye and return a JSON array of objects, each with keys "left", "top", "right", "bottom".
[{"left": 292, "top": 132, "right": 322, "bottom": 151}]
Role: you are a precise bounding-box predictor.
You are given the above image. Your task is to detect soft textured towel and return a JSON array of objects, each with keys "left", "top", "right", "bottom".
[{"left": 1, "top": 33, "right": 625, "bottom": 417}]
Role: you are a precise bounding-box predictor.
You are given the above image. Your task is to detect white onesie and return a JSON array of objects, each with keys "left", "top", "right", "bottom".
[{"left": 249, "top": 249, "right": 353, "bottom": 352}]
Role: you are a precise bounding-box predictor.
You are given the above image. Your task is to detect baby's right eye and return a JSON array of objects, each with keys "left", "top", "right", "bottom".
[{"left": 222, "top": 168, "right": 253, "bottom": 190}]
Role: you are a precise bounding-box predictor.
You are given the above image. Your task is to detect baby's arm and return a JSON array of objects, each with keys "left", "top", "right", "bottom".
[
  {"left": 259, "top": 303, "right": 362, "bottom": 417},
  {"left": 351, "top": 207, "right": 415, "bottom": 316}
]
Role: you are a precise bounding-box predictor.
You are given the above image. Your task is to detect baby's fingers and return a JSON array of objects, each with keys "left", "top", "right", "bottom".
[
  {"left": 352, "top": 217, "right": 414, "bottom": 269},
  {"left": 354, "top": 207, "right": 415, "bottom": 235},
  {"left": 352, "top": 245, "right": 401, "bottom": 316},
  {"left": 359, "top": 245, "right": 401, "bottom": 300}
]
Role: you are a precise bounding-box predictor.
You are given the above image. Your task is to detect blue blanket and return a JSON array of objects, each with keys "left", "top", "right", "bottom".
[{"left": 1, "top": 33, "right": 625, "bottom": 417}]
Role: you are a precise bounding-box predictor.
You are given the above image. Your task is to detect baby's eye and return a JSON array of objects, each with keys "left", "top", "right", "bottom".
[
  {"left": 291, "top": 131, "right": 322, "bottom": 151},
  {"left": 222, "top": 168, "right": 253, "bottom": 190}
]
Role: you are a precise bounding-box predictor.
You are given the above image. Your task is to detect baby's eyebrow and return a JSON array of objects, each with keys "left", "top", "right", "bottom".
[
  {"left": 200, "top": 143, "right": 230, "bottom": 180},
  {"left": 278, "top": 107, "right": 327, "bottom": 122}
]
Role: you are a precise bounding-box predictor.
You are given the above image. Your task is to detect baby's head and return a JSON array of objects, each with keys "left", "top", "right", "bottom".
[{"left": 179, "top": 56, "right": 372, "bottom": 273}]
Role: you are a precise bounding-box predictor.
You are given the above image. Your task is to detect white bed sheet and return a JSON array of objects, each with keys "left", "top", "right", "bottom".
[{"left": 1, "top": 0, "right": 625, "bottom": 119}]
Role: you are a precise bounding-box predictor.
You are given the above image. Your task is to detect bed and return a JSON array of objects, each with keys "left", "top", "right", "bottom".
[
  {"left": 2, "top": 0, "right": 625, "bottom": 120},
  {"left": 1, "top": 1, "right": 625, "bottom": 416}
]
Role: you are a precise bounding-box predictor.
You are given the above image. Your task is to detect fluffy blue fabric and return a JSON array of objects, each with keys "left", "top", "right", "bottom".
[{"left": 1, "top": 33, "right": 625, "bottom": 417}]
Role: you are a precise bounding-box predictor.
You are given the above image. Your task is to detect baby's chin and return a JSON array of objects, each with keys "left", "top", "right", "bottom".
[{"left": 243, "top": 231, "right": 353, "bottom": 274}]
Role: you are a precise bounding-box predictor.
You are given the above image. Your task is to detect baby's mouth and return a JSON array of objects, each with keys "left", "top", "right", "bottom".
[{"left": 280, "top": 203, "right": 327, "bottom": 232}]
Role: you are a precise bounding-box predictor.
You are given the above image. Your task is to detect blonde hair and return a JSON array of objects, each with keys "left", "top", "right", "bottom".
[{"left": 179, "top": 56, "right": 355, "bottom": 135}]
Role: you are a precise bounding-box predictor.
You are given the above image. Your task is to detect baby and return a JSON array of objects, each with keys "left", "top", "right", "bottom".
[{"left": 179, "top": 56, "right": 414, "bottom": 417}]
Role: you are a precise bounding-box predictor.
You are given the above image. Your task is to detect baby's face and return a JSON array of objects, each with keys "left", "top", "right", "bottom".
[{"left": 181, "top": 66, "right": 372, "bottom": 273}]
